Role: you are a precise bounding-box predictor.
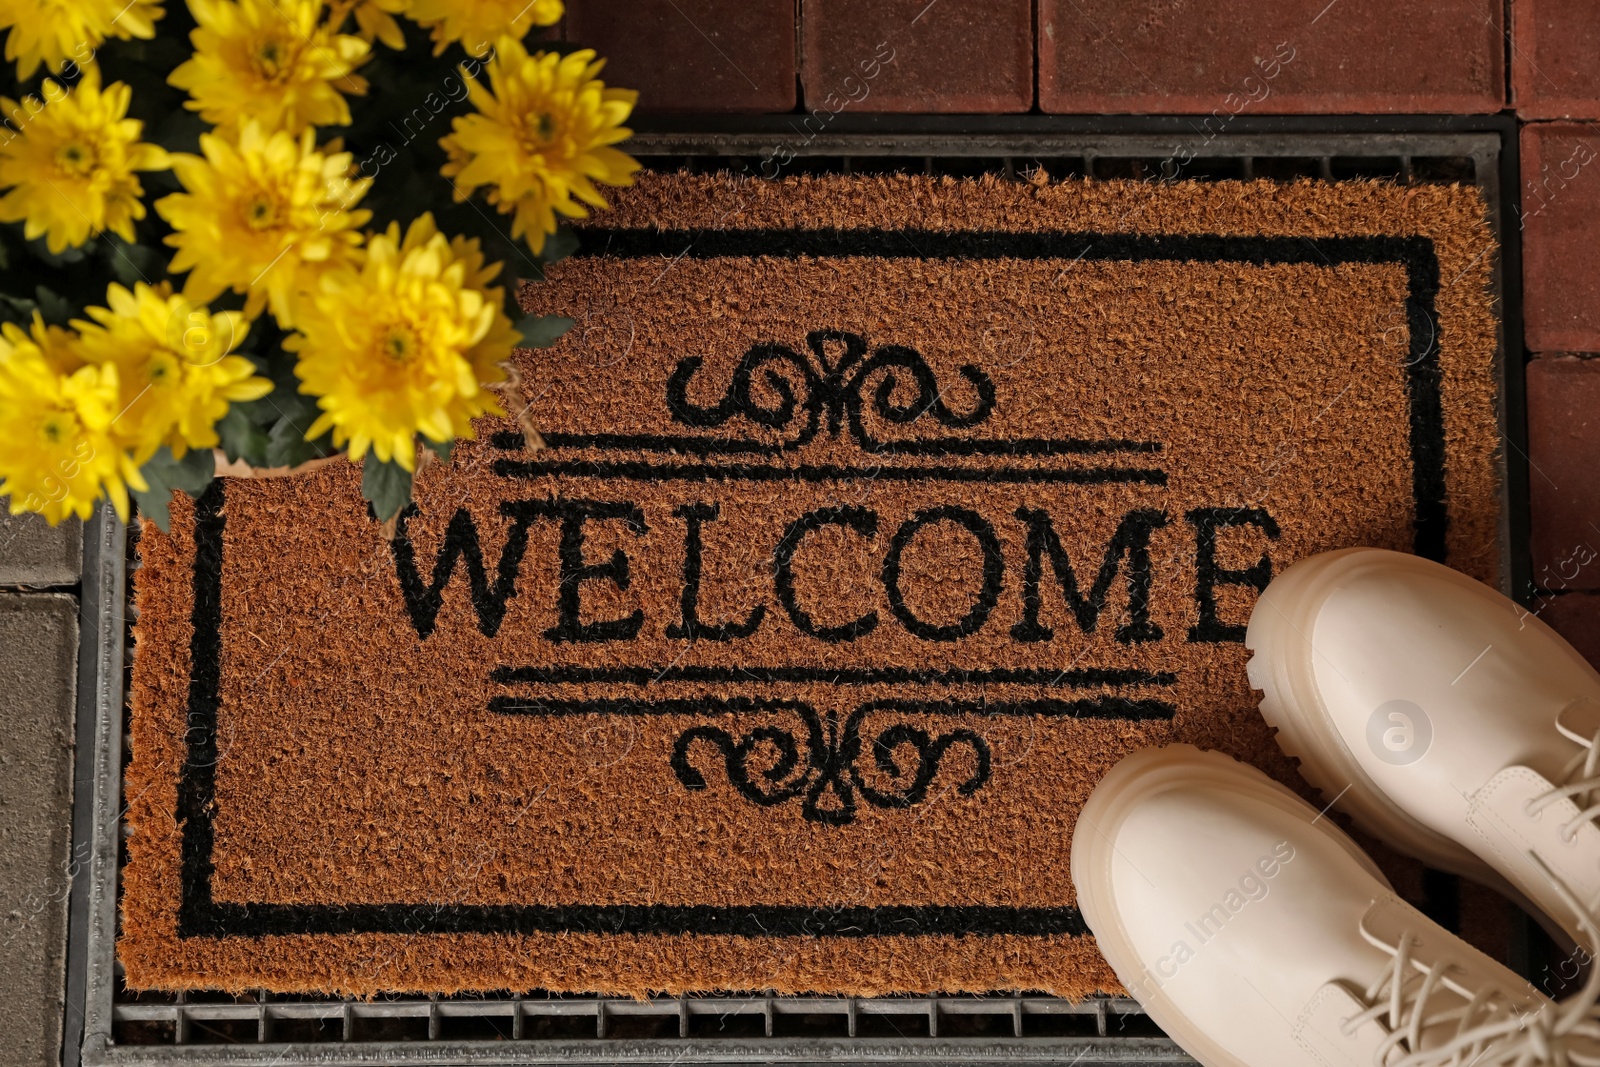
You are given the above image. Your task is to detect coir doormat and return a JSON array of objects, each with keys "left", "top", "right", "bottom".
[{"left": 123, "top": 173, "right": 1503, "bottom": 998}]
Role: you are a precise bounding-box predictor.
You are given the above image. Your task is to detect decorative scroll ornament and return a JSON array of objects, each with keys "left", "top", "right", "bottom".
[
  {"left": 665, "top": 329, "right": 996, "bottom": 453},
  {"left": 670, "top": 701, "right": 992, "bottom": 826}
]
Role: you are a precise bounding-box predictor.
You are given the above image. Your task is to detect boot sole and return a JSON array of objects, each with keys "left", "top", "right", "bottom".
[
  {"left": 1070, "top": 744, "right": 1391, "bottom": 1067},
  {"left": 1243, "top": 549, "right": 1537, "bottom": 914}
]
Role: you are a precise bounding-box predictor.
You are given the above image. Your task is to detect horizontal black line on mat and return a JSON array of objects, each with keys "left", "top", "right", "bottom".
[
  {"left": 571, "top": 227, "right": 1432, "bottom": 268},
  {"left": 489, "top": 665, "right": 1175, "bottom": 688},
  {"left": 488, "top": 430, "right": 1164, "bottom": 458},
  {"left": 488, "top": 695, "right": 1176, "bottom": 720},
  {"left": 491, "top": 458, "right": 1168, "bottom": 485},
  {"left": 181, "top": 902, "right": 1089, "bottom": 940}
]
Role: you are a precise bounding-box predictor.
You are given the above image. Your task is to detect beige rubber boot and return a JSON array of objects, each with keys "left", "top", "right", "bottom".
[
  {"left": 1071, "top": 745, "right": 1600, "bottom": 1067},
  {"left": 1246, "top": 548, "right": 1600, "bottom": 947}
]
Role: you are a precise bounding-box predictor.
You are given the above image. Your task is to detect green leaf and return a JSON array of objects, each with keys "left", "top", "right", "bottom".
[
  {"left": 265, "top": 412, "right": 336, "bottom": 468},
  {"left": 424, "top": 436, "right": 454, "bottom": 462},
  {"left": 247, "top": 381, "right": 337, "bottom": 469},
  {"left": 231, "top": 388, "right": 301, "bottom": 431},
  {"left": 33, "top": 285, "right": 73, "bottom": 325},
  {"left": 143, "top": 449, "right": 214, "bottom": 499},
  {"left": 512, "top": 313, "right": 573, "bottom": 348},
  {"left": 103, "top": 234, "right": 164, "bottom": 289},
  {"left": 262, "top": 387, "right": 322, "bottom": 428},
  {"left": 0, "top": 292, "right": 39, "bottom": 325},
  {"left": 362, "top": 454, "right": 413, "bottom": 521},
  {"left": 215, "top": 406, "right": 271, "bottom": 466},
  {"left": 25, "top": 235, "right": 90, "bottom": 267},
  {"left": 540, "top": 226, "right": 580, "bottom": 265},
  {"left": 132, "top": 446, "right": 216, "bottom": 531}
]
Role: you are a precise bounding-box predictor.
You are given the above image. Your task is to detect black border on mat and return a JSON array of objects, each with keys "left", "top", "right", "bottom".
[{"left": 175, "top": 227, "right": 1448, "bottom": 941}]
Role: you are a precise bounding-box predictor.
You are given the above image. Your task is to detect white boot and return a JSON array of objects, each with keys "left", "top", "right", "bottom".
[
  {"left": 1071, "top": 745, "right": 1600, "bottom": 1067},
  {"left": 1246, "top": 548, "right": 1600, "bottom": 945}
]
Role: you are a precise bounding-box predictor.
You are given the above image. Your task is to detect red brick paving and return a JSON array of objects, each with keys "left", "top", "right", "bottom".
[
  {"left": 1520, "top": 124, "right": 1600, "bottom": 353},
  {"left": 801, "top": 0, "right": 1033, "bottom": 113},
  {"left": 1525, "top": 356, "right": 1600, "bottom": 592},
  {"left": 1512, "top": 0, "right": 1600, "bottom": 120},
  {"left": 1037, "top": 0, "right": 1504, "bottom": 114},
  {"left": 565, "top": 1, "right": 796, "bottom": 113},
  {"left": 1543, "top": 594, "right": 1600, "bottom": 669}
]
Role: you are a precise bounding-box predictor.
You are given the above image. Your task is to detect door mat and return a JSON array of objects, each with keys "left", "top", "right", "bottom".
[{"left": 121, "top": 173, "right": 1503, "bottom": 998}]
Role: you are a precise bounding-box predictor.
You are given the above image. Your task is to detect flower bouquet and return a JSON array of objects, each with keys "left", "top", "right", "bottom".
[{"left": 0, "top": 0, "right": 639, "bottom": 527}]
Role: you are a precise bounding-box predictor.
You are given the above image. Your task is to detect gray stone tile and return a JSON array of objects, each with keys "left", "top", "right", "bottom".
[
  {"left": 0, "top": 594, "right": 78, "bottom": 1067},
  {"left": 0, "top": 501, "right": 82, "bottom": 587}
]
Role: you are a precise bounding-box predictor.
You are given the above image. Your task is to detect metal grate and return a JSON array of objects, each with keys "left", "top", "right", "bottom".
[
  {"left": 66, "top": 121, "right": 1517, "bottom": 1067},
  {"left": 618, "top": 126, "right": 1499, "bottom": 192},
  {"left": 632, "top": 150, "right": 1482, "bottom": 185},
  {"left": 110, "top": 991, "right": 1161, "bottom": 1046}
]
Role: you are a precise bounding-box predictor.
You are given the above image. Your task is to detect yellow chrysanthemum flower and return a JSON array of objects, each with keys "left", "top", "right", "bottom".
[
  {"left": 73, "top": 282, "right": 272, "bottom": 463},
  {"left": 0, "top": 0, "right": 162, "bottom": 79},
  {"left": 0, "top": 338, "right": 145, "bottom": 523},
  {"left": 441, "top": 38, "right": 637, "bottom": 256},
  {"left": 286, "top": 213, "right": 516, "bottom": 471},
  {"left": 351, "top": 0, "right": 407, "bottom": 50},
  {"left": 0, "top": 64, "right": 170, "bottom": 254},
  {"left": 4, "top": 311, "right": 84, "bottom": 375},
  {"left": 406, "top": 0, "right": 558, "bottom": 56},
  {"left": 169, "top": 0, "right": 370, "bottom": 135},
  {"left": 155, "top": 123, "right": 371, "bottom": 327}
]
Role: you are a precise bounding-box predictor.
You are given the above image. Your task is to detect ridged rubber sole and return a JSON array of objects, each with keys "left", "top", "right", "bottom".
[
  {"left": 1243, "top": 549, "right": 1542, "bottom": 917},
  {"left": 1070, "top": 744, "right": 1391, "bottom": 1067}
]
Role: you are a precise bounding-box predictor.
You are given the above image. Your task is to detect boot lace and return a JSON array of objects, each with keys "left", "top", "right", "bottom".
[
  {"left": 1341, "top": 855, "right": 1600, "bottom": 1067},
  {"left": 1527, "top": 720, "right": 1600, "bottom": 843}
]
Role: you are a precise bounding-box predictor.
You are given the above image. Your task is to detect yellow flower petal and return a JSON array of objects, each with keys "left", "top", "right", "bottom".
[
  {"left": 439, "top": 37, "right": 638, "bottom": 258},
  {"left": 287, "top": 213, "right": 515, "bottom": 467},
  {"left": 0, "top": 344, "right": 140, "bottom": 525},
  {"left": 156, "top": 122, "right": 370, "bottom": 330},
  {"left": 0, "top": 62, "right": 168, "bottom": 255},
  {"left": 407, "top": 0, "right": 560, "bottom": 55},
  {"left": 72, "top": 280, "right": 273, "bottom": 464},
  {"left": 0, "top": 0, "right": 163, "bottom": 79},
  {"left": 169, "top": 0, "right": 370, "bottom": 137}
]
